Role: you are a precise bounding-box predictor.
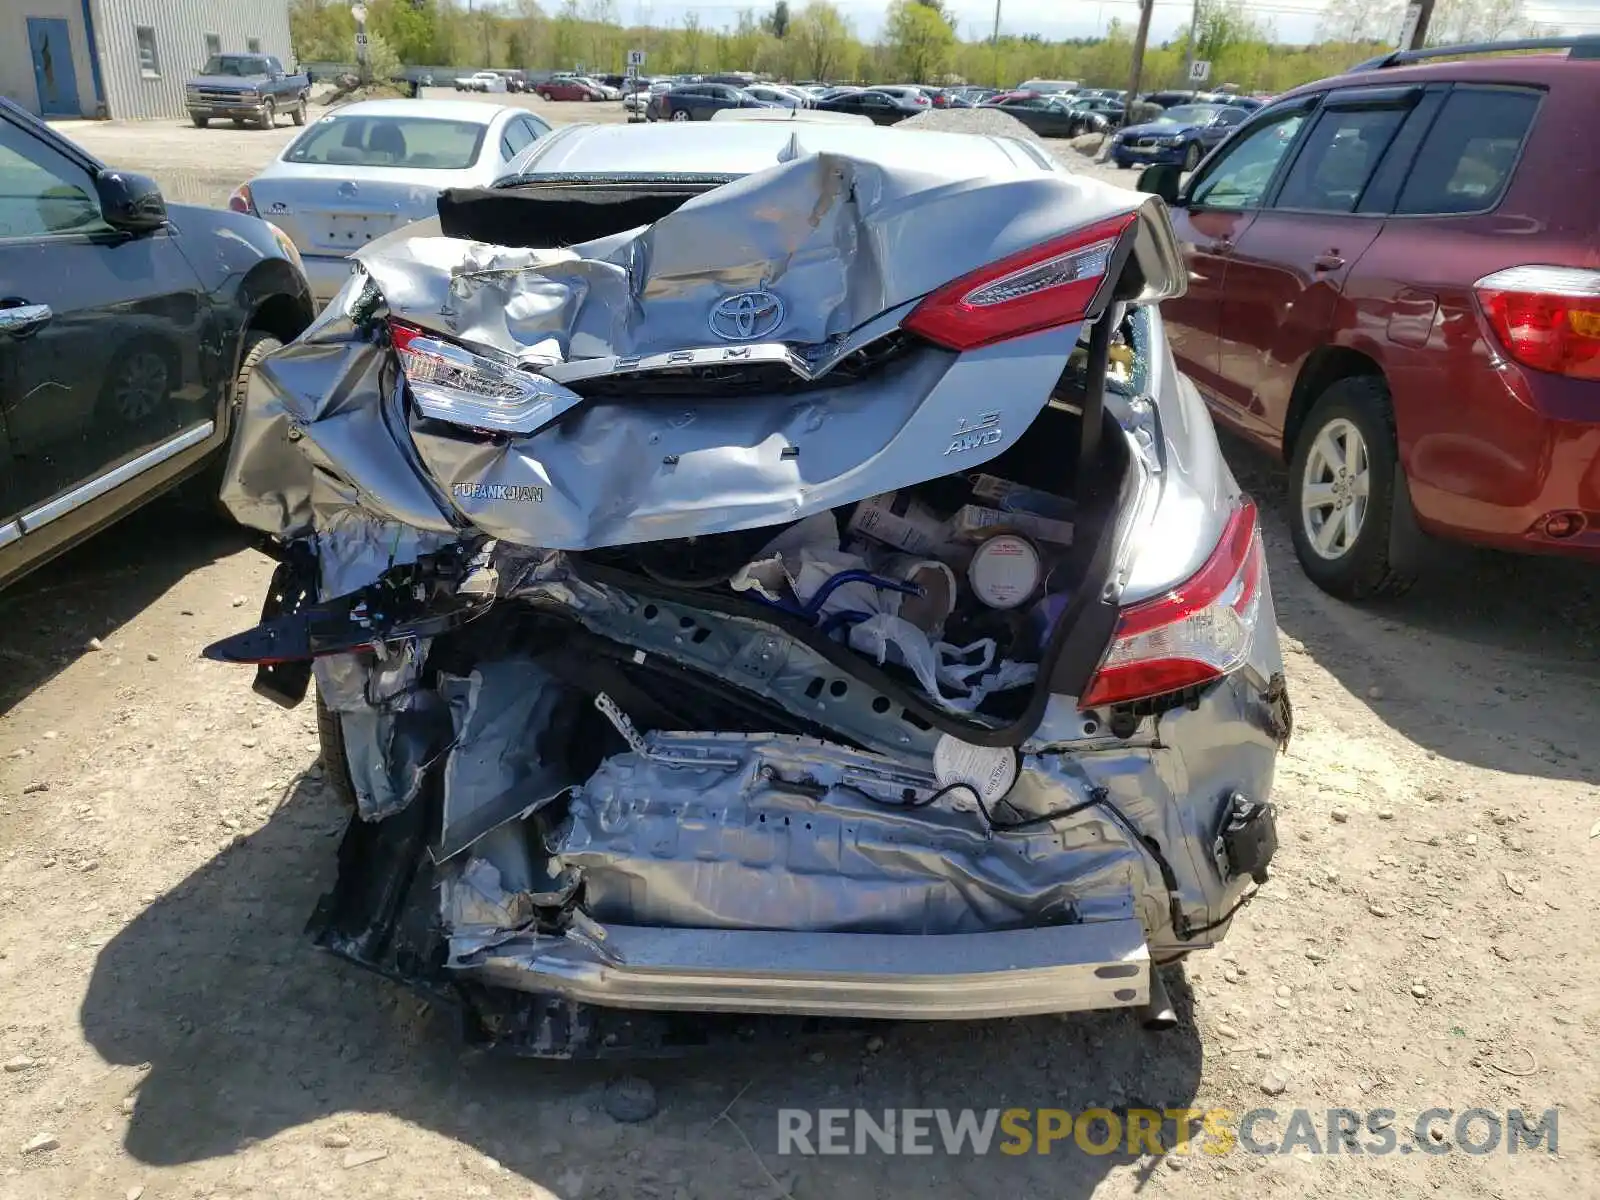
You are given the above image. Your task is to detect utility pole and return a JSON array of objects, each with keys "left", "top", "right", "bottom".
[
  {"left": 991, "top": 0, "right": 1002, "bottom": 88},
  {"left": 1184, "top": 0, "right": 1202, "bottom": 98},
  {"left": 1124, "top": 0, "right": 1153, "bottom": 122},
  {"left": 1399, "top": 0, "right": 1435, "bottom": 50}
]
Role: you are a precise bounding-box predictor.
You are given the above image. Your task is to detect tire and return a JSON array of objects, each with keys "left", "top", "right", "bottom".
[
  {"left": 291, "top": 97, "right": 307, "bottom": 126},
  {"left": 315, "top": 690, "right": 357, "bottom": 810},
  {"left": 258, "top": 98, "right": 275, "bottom": 130},
  {"left": 1182, "top": 141, "right": 1201, "bottom": 171},
  {"left": 231, "top": 118, "right": 245, "bottom": 128},
  {"left": 1287, "top": 375, "right": 1417, "bottom": 601},
  {"left": 191, "top": 114, "right": 209, "bottom": 128},
  {"left": 537, "top": 90, "right": 551, "bottom": 100},
  {"left": 671, "top": 109, "right": 690, "bottom": 121}
]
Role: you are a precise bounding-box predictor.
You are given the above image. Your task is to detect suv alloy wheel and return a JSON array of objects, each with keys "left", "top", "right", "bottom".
[{"left": 1288, "top": 376, "right": 1417, "bottom": 600}]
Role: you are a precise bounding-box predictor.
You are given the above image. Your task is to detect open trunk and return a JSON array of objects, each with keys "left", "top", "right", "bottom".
[{"left": 211, "top": 139, "right": 1283, "bottom": 1053}]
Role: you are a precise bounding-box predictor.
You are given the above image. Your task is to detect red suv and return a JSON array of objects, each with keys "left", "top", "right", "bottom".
[{"left": 1141, "top": 38, "right": 1600, "bottom": 599}]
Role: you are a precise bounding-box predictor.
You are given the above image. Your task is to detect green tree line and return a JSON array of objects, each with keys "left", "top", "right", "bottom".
[{"left": 290, "top": 0, "right": 1538, "bottom": 95}]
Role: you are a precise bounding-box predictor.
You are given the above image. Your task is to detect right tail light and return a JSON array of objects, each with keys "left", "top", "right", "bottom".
[
  {"left": 902, "top": 213, "right": 1136, "bottom": 351},
  {"left": 1475, "top": 265, "right": 1600, "bottom": 380},
  {"left": 1080, "top": 499, "right": 1264, "bottom": 709}
]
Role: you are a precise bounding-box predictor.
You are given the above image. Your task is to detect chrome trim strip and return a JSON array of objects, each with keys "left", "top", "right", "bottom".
[
  {"left": 540, "top": 342, "right": 817, "bottom": 385},
  {"left": 19, "top": 421, "right": 215, "bottom": 533},
  {"left": 0, "top": 521, "right": 20, "bottom": 551},
  {"left": 455, "top": 919, "right": 1151, "bottom": 1019},
  {"left": 537, "top": 300, "right": 921, "bottom": 388}
]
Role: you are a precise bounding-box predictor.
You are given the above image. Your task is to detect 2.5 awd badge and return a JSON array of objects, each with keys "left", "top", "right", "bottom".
[{"left": 944, "top": 411, "right": 1002, "bottom": 455}]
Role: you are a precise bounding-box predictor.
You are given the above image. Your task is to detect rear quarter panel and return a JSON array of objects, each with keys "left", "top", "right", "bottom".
[{"left": 1356, "top": 73, "right": 1599, "bottom": 534}]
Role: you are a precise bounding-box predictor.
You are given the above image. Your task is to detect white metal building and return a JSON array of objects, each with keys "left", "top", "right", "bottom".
[{"left": 2, "top": 0, "right": 293, "bottom": 121}]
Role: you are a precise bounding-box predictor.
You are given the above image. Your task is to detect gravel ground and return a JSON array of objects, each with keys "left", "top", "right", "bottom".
[{"left": 2, "top": 97, "right": 1597, "bottom": 1200}]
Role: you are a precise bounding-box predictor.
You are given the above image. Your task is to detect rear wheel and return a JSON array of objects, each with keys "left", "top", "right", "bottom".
[
  {"left": 315, "top": 690, "right": 357, "bottom": 810},
  {"left": 1182, "top": 141, "right": 1201, "bottom": 171},
  {"left": 258, "top": 98, "right": 275, "bottom": 130},
  {"left": 1288, "top": 375, "right": 1416, "bottom": 600},
  {"left": 671, "top": 109, "right": 690, "bottom": 121},
  {"left": 191, "top": 114, "right": 209, "bottom": 128},
  {"left": 291, "top": 97, "right": 307, "bottom": 125},
  {"left": 232, "top": 331, "right": 283, "bottom": 416}
]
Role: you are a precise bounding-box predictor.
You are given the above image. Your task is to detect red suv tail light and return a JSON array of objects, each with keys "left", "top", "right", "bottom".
[
  {"left": 902, "top": 213, "right": 1136, "bottom": 351},
  {"left": 1475, "top": 265, "right": 1600, "bottom": 381},
  {"left": 1080, "top": 499, "right": 1264, "bottom": 709}
]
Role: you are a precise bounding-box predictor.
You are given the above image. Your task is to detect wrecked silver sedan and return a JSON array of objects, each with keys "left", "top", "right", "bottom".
[{"left": 207, "top": 120, "right": 1290, "bottom": 1055}]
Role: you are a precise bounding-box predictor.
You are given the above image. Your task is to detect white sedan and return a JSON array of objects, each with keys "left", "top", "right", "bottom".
[{"left": 232, "top": 99, "right": 550, "bottom": 303}]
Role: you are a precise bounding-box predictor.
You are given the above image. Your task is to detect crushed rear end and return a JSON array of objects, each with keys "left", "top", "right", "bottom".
[{"left": 210, "top": 143, "right": 1289, "bottom": 1055}]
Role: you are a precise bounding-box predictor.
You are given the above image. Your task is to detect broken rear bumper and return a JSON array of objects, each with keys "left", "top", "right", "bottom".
[{"left": 455, "top": 920, "right": 1151, "bottom": 1020}]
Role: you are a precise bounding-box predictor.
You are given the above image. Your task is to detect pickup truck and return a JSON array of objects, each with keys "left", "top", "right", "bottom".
[
  {"left": 453, "top": 71, "right": 508, "bottom": 93},
  {"left": 185, "top": 54, "right": 310, "bottom": 129}
]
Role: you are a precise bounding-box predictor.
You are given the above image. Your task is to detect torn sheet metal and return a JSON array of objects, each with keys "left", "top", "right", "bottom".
[
  {"left": 339, "top": 693, "right": 449, "bottom": 821},
  {"left": 552, "top": 732, "right": 1149, "bottom": 935},
  {"left": 436, "top": 660, "right": 583, "bottom": 861},
  {"left": 442, "top": 857, "right": 538, "bottom": 931},
  {"left": 221, "top": 338, "right": 459, "bottom": 540}
]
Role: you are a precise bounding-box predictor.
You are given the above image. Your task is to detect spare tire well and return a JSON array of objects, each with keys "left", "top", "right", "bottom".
[{"left": 1282, "top": 347, "right": 1384, "bottom": 462}]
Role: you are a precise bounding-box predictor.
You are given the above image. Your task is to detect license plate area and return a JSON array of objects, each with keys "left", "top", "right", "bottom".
[{"left": 317, "top": 213, "right": 395, "bottom": 251}]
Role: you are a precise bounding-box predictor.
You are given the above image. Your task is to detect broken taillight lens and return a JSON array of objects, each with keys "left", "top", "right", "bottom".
[
  {"left": 902, "top": 212, "right": 1136, "bottom": 351},
  {"left": 1476, "top": 265, "right": 1600, "bottom": 381},
  {"left": 389, "top": 319, "right": 582, "bottom": 436},
  {"left": 1080, "top": 499, "right": 1264, "bottom": 709}
]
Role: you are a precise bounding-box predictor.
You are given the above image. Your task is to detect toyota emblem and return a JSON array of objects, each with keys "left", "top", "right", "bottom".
[{"left": 708, "top": 290, "right": 784, "bottom": 341}]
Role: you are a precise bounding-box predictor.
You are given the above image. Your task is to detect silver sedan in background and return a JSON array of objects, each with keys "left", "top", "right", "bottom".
[{"left": 230, "top": 99, "right": 551, "bottom": 303}]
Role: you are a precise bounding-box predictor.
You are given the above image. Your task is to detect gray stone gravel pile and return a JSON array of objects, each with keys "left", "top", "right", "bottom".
[{"left": 898, "top": 106, "right": 1086, "bottom": 171}]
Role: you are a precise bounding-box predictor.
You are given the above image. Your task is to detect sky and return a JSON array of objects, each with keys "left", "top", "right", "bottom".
[{"left": 619, "top": 0, "right": 1600, "bottom": 46}]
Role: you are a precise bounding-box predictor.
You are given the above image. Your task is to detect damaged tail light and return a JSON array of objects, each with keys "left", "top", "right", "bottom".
[
  {"left": 903, "top": 212, "right": 1136, "bottom": 351},
  {"left": 389, "top": 319, "right": 582, "bottom": 436},
  {"left": 1080, "top": 499, "right": 1263, "bottom": 709},
  {"left": 1476, "top": 265, "right": 1600, "bottom": 380},
  {"left": 227, "top": 183, "right": 256, "bottom": 215}
]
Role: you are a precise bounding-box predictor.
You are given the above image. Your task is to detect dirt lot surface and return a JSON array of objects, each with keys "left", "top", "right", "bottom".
[{"left": 3, "top": 98, "right": 1599, "bottom": 1200}]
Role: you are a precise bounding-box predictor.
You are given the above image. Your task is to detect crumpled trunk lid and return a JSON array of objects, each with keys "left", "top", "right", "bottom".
[{"left": 225, "top": 148, "right": 1175, "bottom": 552}]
